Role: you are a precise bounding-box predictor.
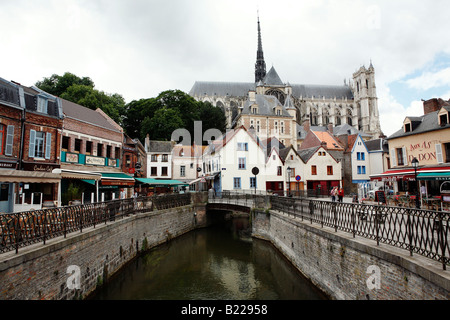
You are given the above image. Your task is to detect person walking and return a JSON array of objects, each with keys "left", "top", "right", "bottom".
[
  {"left": 338, "top": 187, "right": 344, "bottom": 202},
  {"left": 330, "top": 187, "right": 337, "bottom": 202}
]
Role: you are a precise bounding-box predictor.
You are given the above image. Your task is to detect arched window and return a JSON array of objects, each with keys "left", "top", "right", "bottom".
[{"left": 265, "top": 89, "right": 286, "bottom": 105}]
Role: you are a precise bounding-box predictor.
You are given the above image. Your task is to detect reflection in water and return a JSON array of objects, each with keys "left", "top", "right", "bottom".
[{"left": 90, "top": 218, "right": 327, "bottom": 300}]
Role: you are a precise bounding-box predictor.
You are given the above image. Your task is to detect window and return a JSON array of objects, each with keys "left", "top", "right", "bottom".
[
  {"left": 180, "top": 166, "right": 186, "bottom": 177},
  {"left": 252, "top": 107, "right": 258, "bottom": 114},
  {"left": 444, "top": 143, "right": 450, "bottom": 163},
  {"left": 357, "top": 166, "right": 366, "bottom": 174},
  {"left": 161, "top": 167, "right": 168, "bottom": 176},
  {"left": 151, "top": 154, "right": 158, "bottom": 162},
  {"left": 237, "top": 143, "right": 248, "bottom": 151},
  {"left": 106, "top": 145, "right": 112, "bottom": 158},
  {"left": 37, "top": 96, "right": 48, "bottom": 113},
  {"left": 281, "top": 121, "right": 284, "bottom": 134},
  {"left": 277, "top": 166, "right": 282, "bottom": 176},
  {"left": 357, "top": 152, "right": 365, "bottom": 160},
  {"left": 97, "top": 143, "right": 103, "bottom": 157},
  {"left": 84, "top": 141, "right": 91, "bottom": 155},
  {"left": 440, "top": 114, "right": 448, "bottom": 126},
  {"left": 0, "top": 124, "right": 13, "bottom": 156},
  {"left": 256, "top": 121, "right": 260, "bottom": 133},
  {"left": 233, "top": 177, "right": 241, "bottom": 189},
  {"left": 115, "top": 147, "right": 120, "bottom": 159},
  {"left": 396, "top": 147, "right": 406, "bottom": 166},
  {"left": 311, "top": 165, "right": 317, "bottom": 175},
  {"left": 151, "top": 167, "right": 157, "bottom": 176},
  {"left": 29, "top": 130, "right": 51, "bottom": 159},
  {"left": 404, "top": 123, "right": 411, "bottom": 132},
  {"left": 327, "top": 166, "right": 333, "bottom": 175},
  {"left": 162, "top": 154, "right": 168, "bottom": 162},
  {"left": 62, "top": 136, "right": 70, "bottom": 151},
  {"left": 74, "top": 138, "right": 82, "bottom": 153},
  {"left": 250, "top": 177, "right": 257, "bottom": 188},
  {"left": 238, "top": 157, "right": 246, "bottom": 170}
]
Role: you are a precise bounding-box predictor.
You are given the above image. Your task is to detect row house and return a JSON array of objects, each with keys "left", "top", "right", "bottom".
[
  {"left": 0, "top": 77, "right": 63, "bottom": 212},
  {"left": 200, "top": 126, "right": 342, "bottom": 195},
  {"left": 58, "top": 98, "right": 134, "bottom": 203},
  {"left": 372, "top": 98, "right": 450, "bottom": 204}
]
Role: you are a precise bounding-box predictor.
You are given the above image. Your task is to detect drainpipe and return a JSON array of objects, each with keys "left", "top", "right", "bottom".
[{"left": 18, "top": 87, "right": 26, "bottom": 170}]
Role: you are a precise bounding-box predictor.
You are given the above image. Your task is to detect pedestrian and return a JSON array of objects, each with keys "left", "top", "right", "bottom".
[
  {"left": 330, "top": 187, "right": 336, "bottom": 202},
  {"left": 338, "top": 187, "right": 344, "bottom": 202}
]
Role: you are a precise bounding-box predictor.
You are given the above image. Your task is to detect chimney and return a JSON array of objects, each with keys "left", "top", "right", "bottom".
[
  {"left": 327, "top": 122, "right": 334, "bottom": 134},
  {"left": 423, "top": 98, "right": 442, "bottom": 115},
  {"left": 249, "top": 90, "right": 256, "bottom": 102},
  {"left": 302, "top": 118, "right": 310, "bottom": 133},
  {"left": 321, "top": 141, "right": 328, "bottom": 150}
]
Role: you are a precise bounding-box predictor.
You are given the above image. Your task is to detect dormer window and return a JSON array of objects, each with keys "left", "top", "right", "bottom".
[
  {"left": 404, "top": 123, "right": 411, "bottom": 132},
  {"left": 252, "top": 107, "right": 258, "bottom": 114},
  {"left": 439, "top": 114, "right": 448, "bottom": 126},
  {"left": 37, "top": 96, "right": 48, "bottom": 113},
  {"left": 438, "top": 107, "right": 450, "bottom": 126}
]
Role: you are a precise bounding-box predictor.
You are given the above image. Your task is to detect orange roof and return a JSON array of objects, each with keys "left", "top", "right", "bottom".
[{"left": 312, "top": 131, "right": 344, "bottom": 150}]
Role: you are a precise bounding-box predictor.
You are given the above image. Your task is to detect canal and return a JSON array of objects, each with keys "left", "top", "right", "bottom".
[{"left": 89, "top": 217, "right": 328, "bottom": 300}]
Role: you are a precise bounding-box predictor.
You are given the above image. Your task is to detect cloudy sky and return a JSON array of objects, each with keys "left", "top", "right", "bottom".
[{"left": 1, "top": 0, "right": 449, "bottom": 136}]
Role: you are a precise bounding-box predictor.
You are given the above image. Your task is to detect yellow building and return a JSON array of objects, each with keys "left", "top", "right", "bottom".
[{"left": 371, "top": 98, "right": 450, "bottom": 208}]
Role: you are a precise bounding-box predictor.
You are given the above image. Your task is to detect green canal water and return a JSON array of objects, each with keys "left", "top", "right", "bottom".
[{"left": 89, "top": 218, "right": 328, "bottom": 300}]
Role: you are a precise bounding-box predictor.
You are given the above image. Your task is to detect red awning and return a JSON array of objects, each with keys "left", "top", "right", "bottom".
[{"left": 370, "top": 169, "right": 416, "bottom": 182}]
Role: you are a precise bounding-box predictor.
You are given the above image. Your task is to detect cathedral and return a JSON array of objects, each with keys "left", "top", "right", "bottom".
[{"left": 189, "top": 17, "right": 382, "bottom": 147}]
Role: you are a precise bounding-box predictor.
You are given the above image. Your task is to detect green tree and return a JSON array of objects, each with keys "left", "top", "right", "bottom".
[
  {"left": 35, "top": 72, "right": 94, "bottom": 97},
  {"left": 141, "top": 107, "right": 184, "bottom": 141}
]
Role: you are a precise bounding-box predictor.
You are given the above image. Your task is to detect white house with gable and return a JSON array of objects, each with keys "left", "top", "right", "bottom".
[{"left": 202, "top": 126, "right": 267, "bottom": 193}]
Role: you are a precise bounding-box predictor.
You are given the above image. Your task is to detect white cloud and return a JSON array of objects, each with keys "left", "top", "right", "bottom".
[{"left": 405, "top": 67, "right": 450, "bottom": 91}]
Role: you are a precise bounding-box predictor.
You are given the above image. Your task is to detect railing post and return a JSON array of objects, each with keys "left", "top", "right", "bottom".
[
  {"left": 14, "top": 214, "right": 20, "bottom": 254},
  {"left": 437, "top": 212, "right": 447, "bottom": 271},
  {"left": 351, "top": 204, "right": 355, "bottom": 238},
  {"left": 333, "top": 203, "right": 337, "bottom": 232},
  {"left": 407, "top": 208, "right": 413, "bottom": 257},
  {"left": 63, "top": 208, "right": 67, "bottom": 238}
]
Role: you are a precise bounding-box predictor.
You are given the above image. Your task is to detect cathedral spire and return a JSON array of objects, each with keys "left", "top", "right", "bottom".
[{"left": 255, "top": 14, "right": 266, "bottom": 83}]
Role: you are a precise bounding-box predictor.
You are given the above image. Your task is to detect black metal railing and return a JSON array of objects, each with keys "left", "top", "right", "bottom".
[
  {"left": 0, "top": 193, "right": 191, "bottom": 254},
  {"left": 211, "top": 191, "right": 449, "bottom": 270}
]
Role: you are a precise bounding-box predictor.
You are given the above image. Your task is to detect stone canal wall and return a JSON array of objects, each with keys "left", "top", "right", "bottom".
[
  {"left": 252, "top": 209, "right": 450, "bottom": 300},
  {"left": 0, "top": 204, "right": 203, "bottom": 300}
]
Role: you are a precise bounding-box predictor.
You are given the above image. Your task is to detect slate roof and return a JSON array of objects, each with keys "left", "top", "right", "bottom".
[
  {"left": 297, "top": 146, "right": 320, "bottom": 163},
  {"left": 263, "top": 66, "right": 284, "bottom": 86},
  {"left": 365, "top": 138, "right": 388, "bottom": 153},
  {"left": 146, "top": 140, "right": 174, "bottom": 153},
  {"left": 61, "top": 98, "right": 120, "bottom": 132},
  {"left": 241, "top": 94, "right": 292, "bottom": 117},
  {"left": 189, "top": 65, "right": 354, "bottom": 101},
  {"left": 387, "top": 110, "right": 450, "bottom": 140}
]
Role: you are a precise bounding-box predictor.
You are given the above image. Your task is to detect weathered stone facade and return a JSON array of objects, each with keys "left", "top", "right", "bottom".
[{"left": 252, "top": 209, "right": 449, "bottom": 300}]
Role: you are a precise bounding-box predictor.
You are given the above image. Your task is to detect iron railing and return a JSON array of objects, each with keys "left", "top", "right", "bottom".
[
  {"left": 211, "top": 191, "right": 449, "bottom": 270},
  {"left": 0, "top": 193, "right": 191, "bottom": 254}
]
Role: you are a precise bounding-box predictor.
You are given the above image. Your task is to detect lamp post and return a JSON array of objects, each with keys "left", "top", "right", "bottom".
[
  {"left": 412, "top": 157, "right": 420, "bottom": 209},
  {"left": 287, "top": 167, "right": 291, "bottom": 197}
]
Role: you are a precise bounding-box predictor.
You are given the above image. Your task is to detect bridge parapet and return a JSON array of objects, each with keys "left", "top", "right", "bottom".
[
  {"left": 0, "top": 193, "right": 192, "bottom": 255},
  {"left": 209, "top": 191, "right": 449, "bottom": 271}
]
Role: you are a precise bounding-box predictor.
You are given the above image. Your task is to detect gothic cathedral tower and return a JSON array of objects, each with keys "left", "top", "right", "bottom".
[
  {"left": 255, "top": 15, "right": 266, "bottom": 83},
  {"left": 352, "top": 62, "right": 382, "bottom": 138}
]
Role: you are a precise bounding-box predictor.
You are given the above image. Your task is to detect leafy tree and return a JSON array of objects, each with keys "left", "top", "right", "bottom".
[
  {"left": 35, "top": 72, "right": 125, "bottom": 126},
  {"left": 35, "top": 72, "right": 94, "bottom": 97},
  {"left": 141, "top": 107, "right": 184, "bottom": 141}
]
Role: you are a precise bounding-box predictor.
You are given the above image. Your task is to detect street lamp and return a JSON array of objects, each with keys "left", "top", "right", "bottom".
[
  {"left": 287, "top": 167, "right": 292, "bottom": 197},
  {"left": 412, "top": 157, "right": 420, "bottom": 209}
]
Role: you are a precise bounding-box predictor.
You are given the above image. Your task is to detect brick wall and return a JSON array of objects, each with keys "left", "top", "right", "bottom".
[
  {"left": 0, "top": 205, "right": 200, "bottom": 300},
  {"left": 253, "top": 209, "right": 450, "bottom": 300}
]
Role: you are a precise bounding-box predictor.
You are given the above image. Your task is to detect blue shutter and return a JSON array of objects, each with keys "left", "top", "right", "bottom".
[
  {"left": 29, "top": 130, "right": 36, "bottom": 158},
  {"left": 45, "top": 132, "right": 52, "bottom": 159},
  {"left": 5, "top": 125, "right": 14, "bottom": 156}
]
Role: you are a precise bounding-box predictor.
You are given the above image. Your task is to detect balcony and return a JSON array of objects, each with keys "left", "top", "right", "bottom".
[{"left": 61, "top": 151, "right": 120, "bottom": 168}]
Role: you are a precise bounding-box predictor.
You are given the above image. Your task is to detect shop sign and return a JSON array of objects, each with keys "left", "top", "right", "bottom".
[
  {"left": 86, "top": 155, "right": 106, "bottom": 166},
  {"left": 0, "top": 161, "right": 16, "bottom": 169},
  {"left": 23, "top": 163, "right": 59, "bottom": 172},
  {"left": 108, "top": 158, "right": 117, "bottom": 167},
  {"left": 65, "top": 153, "right": 79, "bottom": 163}
]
